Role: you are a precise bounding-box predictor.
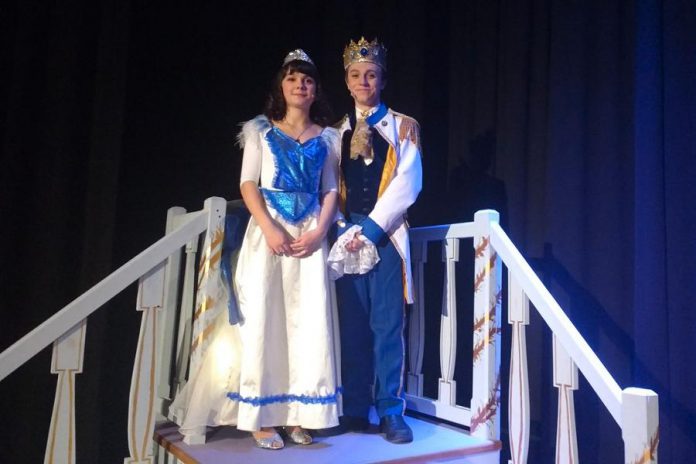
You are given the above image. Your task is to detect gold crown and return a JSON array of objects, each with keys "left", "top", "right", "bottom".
[
  {"left": 283, "top": 48, "right": 314, "bottom": 66},
  {"left": 343, "top": 37, "right": 387, "bottom": 70}
]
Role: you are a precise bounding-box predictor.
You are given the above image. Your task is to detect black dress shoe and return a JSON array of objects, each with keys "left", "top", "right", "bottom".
[{"left": 379, "top": 415, "right": 413, "bottom": 443}]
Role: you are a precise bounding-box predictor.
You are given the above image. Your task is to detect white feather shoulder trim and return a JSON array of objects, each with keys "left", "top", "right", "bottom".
[
  {"left": 236, "top": 115, "right": 272, "bottom": 148},
  {"left": 320, "top": 126, "right": 341, "bottom": 159}
]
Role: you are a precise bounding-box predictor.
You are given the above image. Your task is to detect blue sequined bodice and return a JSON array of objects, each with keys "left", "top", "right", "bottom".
[{"left": 260, "top": 127, "right": 328, "bottom": 224}]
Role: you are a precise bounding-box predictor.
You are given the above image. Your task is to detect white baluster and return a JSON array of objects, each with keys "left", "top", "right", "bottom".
[
  {"left": 44, "top": 319, "right": 86, "bottom": 464},
  {"left": 439, "top": 238, "right": 459, "bottom": 405},
  {"left": 553, "top": 334, "right": 579, "bottom": 463},
  {"left": 508, "top": 271, "right": 530, "bottom": 464},
  {"left": 173, "top": 234, "right": 198, "bottom": 397},
  {"left": 470, "top": 210, "right": 502, "bottom": 440},
  {"left": 407, "top": 241, "right": 427, "bottom": 395},
  {"left": 125, "top": 261, "right": 166, "bottom": 464},
  {"left": 155, "top": 206, "right": 186, "bottom": 420},
  {"left": 622, "top": 388, "right": 659, "bottom": 464}
]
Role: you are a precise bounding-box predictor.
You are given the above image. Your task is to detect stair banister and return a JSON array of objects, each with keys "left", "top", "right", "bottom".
[
  {"left": 1, "top": 203, "right": 659, "bottom": 464},
  {"left": 0, "top": 196, "right": 227, "bottom": 464},
  {"left": 487, "top": 217, "right": 658, "bottom": 463},
  {"left": 488, "top": 220, "right": 623, "bottom": 422},
  {"left": 403, "top": 210, "right": 658, "bottom": 463},
  {"left": 0, "top": 208, "right": 208, "bottom": 383}
]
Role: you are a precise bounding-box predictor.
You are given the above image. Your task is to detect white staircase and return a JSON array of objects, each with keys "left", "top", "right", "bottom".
[{"left": 0, "top": 198, "right": 658, "bottom": 463}]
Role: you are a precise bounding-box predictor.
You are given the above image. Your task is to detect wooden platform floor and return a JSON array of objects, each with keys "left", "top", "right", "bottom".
[{"left": 155, "top": 416, "right": 501, "bottom": 464}]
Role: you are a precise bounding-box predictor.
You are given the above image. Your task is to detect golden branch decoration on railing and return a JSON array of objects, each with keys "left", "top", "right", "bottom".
[
  {"left": 472, "top": 290, "right": 502, "bottom": 333},
  {"left": 474, "top": 268, "right": 486, "bottom": 294},
  {"left": 193, "top": 295, "right": 215, "bottom": 321},
  {"left": 191, "top": 321, "right": 217, "bottom": 353},
  {"left": 473, "top": 253, "right": 498, "bottom": 293},
  {"left": 474, "top": 236, "right": 490, "bottom": 258},
  {"left": 470, "top": 374, "right": 501, "bottom": 432},
  {"left": 473, "top": 325, "right": 502, "bottom": 362},
  {"left": 630, "top": 429, "right": 659, "bottom": 464},
  {"left": 197, "top": 226, "right": 224, "bottom": 285}
]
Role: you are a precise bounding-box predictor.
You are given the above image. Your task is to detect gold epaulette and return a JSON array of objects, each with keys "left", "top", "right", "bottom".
[{"left": 394, "top": 112, "right": 421, "bottom": 149}]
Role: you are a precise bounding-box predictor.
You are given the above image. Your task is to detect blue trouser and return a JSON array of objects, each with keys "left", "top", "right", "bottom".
[{"left": 336, "top": 229, "right": 406, "bottom": 419}]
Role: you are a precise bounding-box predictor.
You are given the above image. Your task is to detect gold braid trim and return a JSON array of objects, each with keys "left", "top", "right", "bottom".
[
  {"left": 339, "top": 170, "right": 347, "bottom": 214},
  {"left": 335, "top": 114, "right": 350, "bottom": 214},
  {"left": 397, "top": 115, "right": 421, "bottom": 151},
  {"left": 377, "top": 145, "right": 398, "bottom": 198}
]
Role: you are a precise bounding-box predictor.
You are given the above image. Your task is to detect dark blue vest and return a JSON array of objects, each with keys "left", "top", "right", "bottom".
[{"left": 341, "top": 113, "right": 389, "bottom": 219}]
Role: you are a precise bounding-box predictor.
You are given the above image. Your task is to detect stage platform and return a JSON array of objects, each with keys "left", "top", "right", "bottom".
[{"left": 154, "top": 415, "right": 501, "bottom": 464}]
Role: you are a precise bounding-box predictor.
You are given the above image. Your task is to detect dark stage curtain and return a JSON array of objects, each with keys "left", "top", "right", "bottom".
[{"left": 1, "top": 1, "right": 694, "bottom": 462}]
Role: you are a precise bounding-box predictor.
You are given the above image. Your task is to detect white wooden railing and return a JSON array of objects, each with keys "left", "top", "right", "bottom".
[
  {"left": 0, "top": 201, "right": 658, "bottom": 464},
  {"left": 0, "top": 197, "right": 227, "bottom": 464},
  {"left": 405, "top": 210, "right": 659, "bottom": 464}
]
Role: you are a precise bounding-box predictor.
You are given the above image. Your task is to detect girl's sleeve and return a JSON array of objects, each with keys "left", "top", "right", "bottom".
[
  {"left": 238, "top": 118, "right": 265, "bottom": 186},
  {"left": 321, "top": 127, "right": 340, "bottom": 193}
]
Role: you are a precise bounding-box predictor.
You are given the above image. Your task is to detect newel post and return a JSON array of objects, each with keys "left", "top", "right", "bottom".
[
  {"left": 182, "top": 196, "right": 226, "bottom": 445},
  {"left": 470, "top": 209, "right": 502, "bottom": 440},
  {"left": 188, "top": 197, "right": 226, "bottom": 373},
  {"left": 622, "top": 388, "right": 659, "bottom": 464}
]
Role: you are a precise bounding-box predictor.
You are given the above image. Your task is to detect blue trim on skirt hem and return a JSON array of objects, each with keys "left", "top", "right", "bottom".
[{"left": 226, "top": 387, "right": 343, "bottom": 407}]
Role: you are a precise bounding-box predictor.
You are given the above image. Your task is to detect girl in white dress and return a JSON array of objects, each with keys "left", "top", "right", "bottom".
[{"left": 173, "top": 49, "right": 341, "bottom": 450}]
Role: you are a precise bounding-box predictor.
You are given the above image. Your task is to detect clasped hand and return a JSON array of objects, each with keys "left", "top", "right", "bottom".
[
  {"left": 344, "top": 232, "right": 365, "bottom": 253},
  {"left": 264, "top": 223, "right": 323, "bottom": 258}
]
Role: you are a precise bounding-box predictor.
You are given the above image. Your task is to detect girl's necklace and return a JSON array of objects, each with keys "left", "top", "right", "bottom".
[{"left": 282, "top": 119, "right": 312, "bottom": 142}]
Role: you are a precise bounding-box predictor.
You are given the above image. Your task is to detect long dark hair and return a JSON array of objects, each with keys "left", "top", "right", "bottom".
[{"left": 264, "top": 59, "right": 333, "bottom": 127}]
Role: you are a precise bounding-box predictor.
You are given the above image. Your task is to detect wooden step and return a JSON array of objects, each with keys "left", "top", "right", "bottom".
[{"left": 154, "top": 416, "right": 501, "bottom": 464}]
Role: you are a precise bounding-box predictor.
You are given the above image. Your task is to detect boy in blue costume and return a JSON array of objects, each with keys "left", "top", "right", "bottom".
[{"left": 333, "top": 37, "right": 423, "bottom": 444}]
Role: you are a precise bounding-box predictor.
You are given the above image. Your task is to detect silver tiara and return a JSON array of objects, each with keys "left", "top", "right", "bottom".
[{"left": 283, "top": 48, "right": 314, "bottom": 66}]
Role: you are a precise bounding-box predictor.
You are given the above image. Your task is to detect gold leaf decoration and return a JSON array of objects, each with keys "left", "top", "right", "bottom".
[
  {"left": 197, "top": 226, "right": 225, "bottom": 283},
  {"left": 209, "top": 249, "right": 222, "bottom": 270},
  {"left": 474, "top": 236, "right": 490, "bottom": 258},
  {"left": 190, "top": 322, "right": 216, "bottom": 354},
  {"left": 630, "top": 429, "right": 659, "bottom": 464},
  {"left": 193, "top": 295, "right": 215, "bottom": 321},
  {"left": 472, "top": 325, "right": 502, "bottom": 362},
  {"left": 474, "top": 268, "right": 487, "bottom": 293},
  {"left": 211, "top": 226, "right": 224, "bottom": 249},
  {"left": 470, "top": 375, "right": 501, "bottom": 432},
  {"left": 473, "top": 254, "right": 498, "bottom": 294}
]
